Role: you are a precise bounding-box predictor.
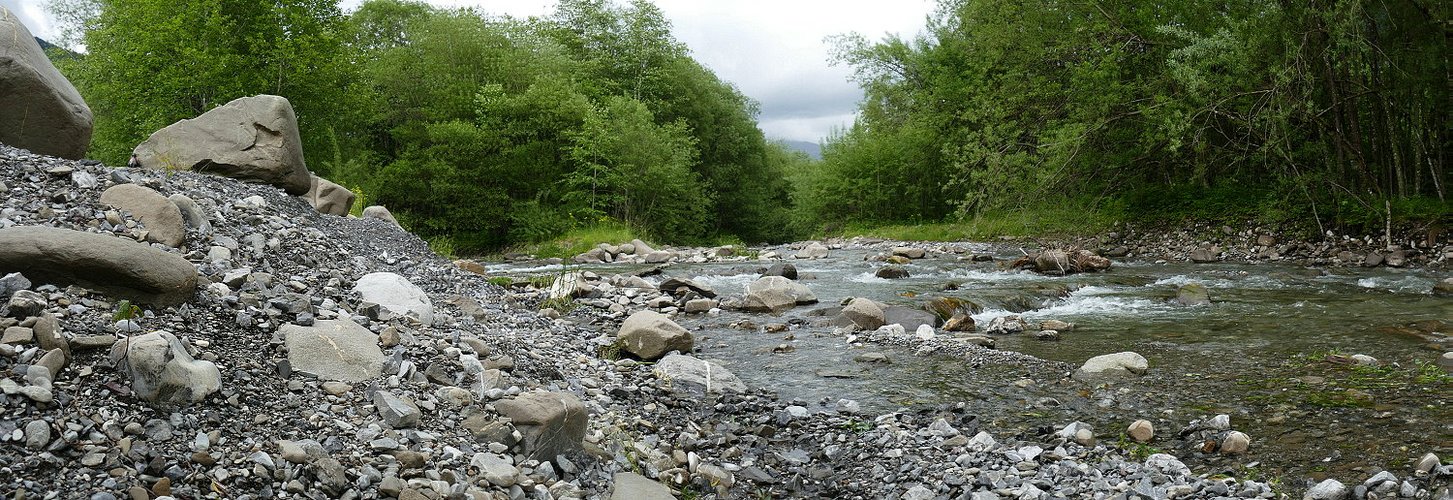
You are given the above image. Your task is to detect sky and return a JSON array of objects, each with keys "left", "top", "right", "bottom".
[{"left": 1, "top": 0, "right": 936, "bottom": 144}]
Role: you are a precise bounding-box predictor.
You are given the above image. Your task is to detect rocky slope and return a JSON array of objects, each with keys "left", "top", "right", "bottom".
[{"left": 1, "top": 143, "right": 1449, "bottom": 500}]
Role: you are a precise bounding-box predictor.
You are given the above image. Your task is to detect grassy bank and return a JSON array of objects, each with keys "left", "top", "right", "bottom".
[{"left": 493, "top": 222, "right": 644, "bottom": 260}]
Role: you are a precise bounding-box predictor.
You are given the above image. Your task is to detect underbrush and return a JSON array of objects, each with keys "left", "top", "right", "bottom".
[{"left": 501, "top": 221, "right": 644, "bottom": 260}]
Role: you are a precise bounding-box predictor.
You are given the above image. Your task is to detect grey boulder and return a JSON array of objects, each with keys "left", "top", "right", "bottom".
[
  {"left": 362, "top": 205, "right": 399, "bottom": 226},
  {"left": 121, "top": 331, "right": 221, "bottom": 404},
  {"left": 282, "top": 319, "right": 384, "bottom": 382},
  {"left": 496, "top": 391, "right": 588, "bottom": 463},
  {"left": 132, "top": 95, "right": 311, "bottom": 195},
  {"left": 1073, "top": 351, "right": 1149, "bottom": 382},
  {"left": 304, "top": 175, "right": 354, "bottom": 216},
  {"left": 372, "top": 390, "right": 421, "bottom": 428},
  {"left": 842, "top": 298, "right": 885, "bottom": 330},
  {"left": 742, "top": 276, "right": 817, "bottom": 313},
  {"left": 100, "top": 184, "right": 187, "bottom": 247},
  {"left": 655, "top": 353, "right": 747, "bottom": 395},
  {"left": 0, "top": 227, "right": 197, "bottom": 306},
  {"left": 617, "top": 310, "right": 693, "bottom": 360},
  {"left": 611, "top": 472, "right": 674, "bottom": 500},
  {"left": 0, "top": 11, "right": 92, "bottom": 159},
  {"left": 353, "top": 272, "right": 433, "bottom": 325}
]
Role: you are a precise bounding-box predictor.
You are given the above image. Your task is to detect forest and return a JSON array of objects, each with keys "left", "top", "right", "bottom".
[{"left": 45, "top": 0, "right": 1450, "bottom": 254}]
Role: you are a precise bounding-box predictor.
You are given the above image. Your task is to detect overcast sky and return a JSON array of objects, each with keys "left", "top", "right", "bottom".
[{"left": 2, "top": 0, "right": 935, "bottom": 143}]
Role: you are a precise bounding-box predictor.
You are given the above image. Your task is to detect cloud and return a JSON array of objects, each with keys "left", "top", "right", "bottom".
[{"left": 0, "top": 0, "right": 55, "bottom": 39}]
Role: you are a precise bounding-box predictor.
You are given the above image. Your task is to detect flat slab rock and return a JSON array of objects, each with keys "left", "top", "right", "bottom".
[
  {"left": 282, "top": 318, "right": 385, "bottom": 382},
  {"left": 0, "top": 226, "right": 197, "bottom": 306}
]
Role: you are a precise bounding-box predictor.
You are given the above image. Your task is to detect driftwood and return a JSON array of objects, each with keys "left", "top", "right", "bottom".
[{"left": 1009, "top": 247, "right": 1112, "bottom": 276}]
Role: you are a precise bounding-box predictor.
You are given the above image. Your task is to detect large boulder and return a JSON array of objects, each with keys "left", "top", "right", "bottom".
[
  {"left": 132, "top": 95, "right": 311, "bottom": 195},
  {"left": 362, "top": 205, "right": 399, "bottom": 226},
  {"left": 884, "top": 306, "right": 941, "bottom": 331},
  {"left": 0, "top": 11, "right": 92, "bottom": 159},
  {"left": 1175, "top": 283, "right": 1211, "bottom": 306},
  {"left": 353, "top": 272, "right": 433, "bottom": 325},
  {"left": 655, "top": 353, "right": 747, "bottom": 394},
  {"left": 611, "top": 472, "right": 674, "bottom": 500},
  {"left": 1073, "top": 352, "right": 1149, "bottom": 382},
  {"left": 742, "top": 276, "right": 817, "bottom": 313},
  {"left": 303, "top": 175, "right": 354, "bottom": 216},
  {"left": 282, "top": 319, "right": 385, "bottom": 382},
  {"left": 0, "top": 227, "right": 196, "bottom": 306},
  {"left": 121, "top": 331, "right": 220, "bottom": 404},
  {"left": 617, "top": 310, "right": 693, "bottom": 360},
  {"left": 496, "top": 391, "right": 588, "bottom": 463},
  {"left": 100, "top": 184, "right": 187, "bottom": 247},
  {"left": 842, "top": 298, "right": 885, "bottom": 330},
  {"left": 658, "top": 277, "right": 716, "bottom": 298},
  {"left": 794, "top": 242, "right": 830, "bottom": 259}
]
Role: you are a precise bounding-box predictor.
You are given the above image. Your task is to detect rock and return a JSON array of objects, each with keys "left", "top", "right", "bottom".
[
  {"left": 842, "top": 298, "right": 885, "bottom": 330},
  {"left": 883, "top": 306, "right": 940, "bottom": 331},
  {"left": 643, "top": 251, "right": 674, "bottom": 263},
  {"left": 984, "top": 315, "right": 1028, "bottom": 335},
  {"left": 303, "top": 175, "right": 354, "bottom": 216},
  {"left": 496, "top": 391, "right": 587, "bottom": 462},
  {"left": 1438, "top": 352, "right": 1453, "bottom": 371},
  {"left": 1033, "top": 329, "right": 1060, "bottom": 341},
  {"left": 1175, "top": 283, "right": 1211, "bottom": 306},
  {"left": 454, "top": 259, "right": 487, "bottom": 275},
  {"left": 1127, "top": 420, "right": 1154, "bottom": 443},
  {"left": 0, "top": 13, "right": 93, "bottom": 159},
  {"left": 1, "top": 325, "right": 32, "bottom": 344},
  {"left": 742, "top": 276, "right": 817, "bottom": 313},
  {"left": 1256, "top": 235, "right": 1277, "bottom": 246},
  {"left": 362, "top": 205, "right": 400, "bottom": 226},
  {"left": 617, "top": 310, "right": 694, "bottom": 360},
  {"left": 372, "top": 390, "right": 422, "bottom": 428},
  {"left": 132, "top": 95, "right": 311, "bottom": 194},
  {"left": 943, "top": 314, "right": 975, "bottom": 332},
  {"left": 0, "top": 227, "right": 198, "bottom": 306},
  {"left": 1221, "top": 431, "right": 1250, "bottom": 454},
  {"left": 610, "top": 472, "right": 674, "bottom": 500},
  {"left": 166, "top": 194, "right": 211, "bottom": 234},
  {"left": 23, "top": 419, "right": 50, "bottom": 450},
  {"left": 1350, "top": 354, "right": 1378, "bottom": 365},
  {"left": 1385, "top": 250, "right": 1407, "bottom": 267},
  {"left": 5, "top": 289, "right": 44, "bottom": 318},
  {"left": 548, "top": 271, "right": 594, "bottom": 300},
  {"left": 891, "top": 247, "right": 926, "bottom": 259},
  {"left": 353, "top": 272, "right": 434, "bottom": 325},
  {"left": 1190, "top": 247, "right": 1218, "bottom": 263},
  {"left": 0, "top": 272, "right": 31, "bottom": 300},
  {"left": 100, "top": 184, "right": 187, "bottom": 247},
  {"left": 1145, "top": 454, "right": 1191, "bottom": 476},
  {"left": 684, "top": 298, "right": 716, "bottom": 313},
  {"left": 1304, "top": 479, "right": 1348, "bottom": 500},
  {"left": 655, "top": 353, "right": 747, "bottom": 394},
  {"left": 1040, "top": 319, "right": 1074, "bottom": 331},
  {"left": 902, "top": 485, "right": 934, "bottom": 500},
  {"left": 763, "top": 263, "right": 797, "bottom": 280},
  {"left": 471, "top": 452, "right": 519, "bottom": 487},
  {"left": 875, "top": 266, "right": 909, "bottom": 279},
  {"left": 926, "top": 297, "right": 979, "bottom": 321},
  {"left": 853, "top": 352, "right": 890, "bottom": 363},
  {"left": 1415, "top": 453, "right": 1441, "bottom": 474},
  {"left": 1433, "top": 278, "right": 1453, "bottom": 296},
  {"left": 282, "top": 319, "right": 385, "bottom": 382},
  {"left": 794, "top": 242, "right": 829, "bottom": 259},
  {"left": 1073, "top": 351, "right": 1149, "bottom": 382},
  {"left": 122, "top": 331, "right": 221, "bottom": 404},
  {"left": 658, "top": 277, "right": 716, "bottom": 298},
  {"left": 629, "top": 239, "right": 656, "bottom": 255}
]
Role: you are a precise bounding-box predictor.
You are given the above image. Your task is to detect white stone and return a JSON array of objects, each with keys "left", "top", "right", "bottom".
[{"left": 353, "top": 272, "right": 434, "bottom": 325}]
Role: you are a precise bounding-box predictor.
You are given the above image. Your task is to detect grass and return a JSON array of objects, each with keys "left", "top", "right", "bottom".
[
  {"left": 504, "top": 221, "right": 644, "bottom": 260},
  {"left": 832, "top": 205, "right": 1118, "bottom": 242}
]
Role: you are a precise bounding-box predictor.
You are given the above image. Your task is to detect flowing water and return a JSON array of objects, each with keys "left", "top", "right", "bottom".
[{"left": 492, "top": 245, "right": 1452, "bottom": 484}]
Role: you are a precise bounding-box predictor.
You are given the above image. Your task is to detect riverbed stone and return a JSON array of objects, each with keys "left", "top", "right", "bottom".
[
  {"left": 123, "top": 331, "right": 221, "bottom": 404},
  {"left": 655, "top": 353, "right": 747, "bottom": 394},
  {"left": 372, "top": 390, "right": 421, "bottom": 428},
  {"left": 742, "top": 276, "right": 817, "bottom": 313},
  {"left": 362, "top": 205, "right": 399, "bottom": 226},
  {"left": 1073, "top": 351, "right": 1149, "bottom": 382},
  {"left": 891, "top": 247, "right": 926, "bottom": 259},
  {"left": 1304, "top": 478, "right": 1348, "bottom": 500},
  {"left": 1128, "top": 420, "right": 1154, "bottom": 443},
  {"left": 1221, "top": 431, "right": 1250, "bottom": 454},
  {"left": 0, "top": 12, "right": 93, "bottom": 159},
  {"left": 842, "top": 298, "right": 885, "bottom": 330},
  {"left": 303, "top": 174, "right": 354, "bottom": 216},
  {"left": 763, "top": 263, "right": 797, "bottom": 280},
  {"left": 985, "top": 315, "right": 1029, "bottom": 335},
  {"left": 133, "top": 95, "right": 311, "bottom": 194},
  {"left": 0, "top": 227, "right": 198, "bottom": 306},
  {"left": 611, "top": 472, "right": 673, "bottom": 500},
  {"left": 875, "top": 266, "right": 909, "bottom": 279},
  {"left": 1175, "top": 283, "right": 1211, "bottom": 306},
  {"left": 1438, "top": 352, "right": 1453, "bottom": 371},
  {"left": 617, "top": 310, "right": 693, "bottom": 360},
  {"left": 496, "top": 391, "right": 587, "bottom": 462},
  {"left": 353, "top": 272, "right": 433, "bottom": 325},
  {"left": 1189, "top": 247, "right": 1218, "bottom": 263},
  {"left": 794, "top": 242, "right": 830, "bottom": 259},
  {"left": 100, "top": 183, "right": 187, "bottom": 247},
  {"left": 282, "top": 318, "right": 384, "bottom": 382},
  {"left": 884, "top": 306, "right": 940, "bottom": 331},
  {"left": 658, "top": 277, "right": 716, "bottom": 298}
]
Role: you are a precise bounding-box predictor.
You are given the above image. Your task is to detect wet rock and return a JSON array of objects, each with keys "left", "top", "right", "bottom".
[
  {"left": 875, "top": 266, "right": 909, "bottom": 279},
  {"left": 1040, "top": 319, "right": 1074, "bottom": 331},
  {"left": 610, "top": 471, "right": 674, "bottom": 500},
  {"left": 100, "top": 183, "right": 187, "bottom": 247},
  {"left": 495, "top": 390, "right": 587, "bottom": 463},
  {"left": 617, "top": 310, "right": 694, "bottom": 360},
  {"left": 282, "top": 318, "right": 385, "bottom": 382},
  {"left": 985, "top": 315, "right": 1029, "bottom": 335},
  {"left": 742, "top": 276, "right": 817, "bottom": 313},
  {"left": 0, "top": 227, "right": 198, "bottom": 306},
  {"left": 1127, "top": 420, "right": 1154, "bottom": 443},
  {"left": 1175, "top": 283, "right": 1211, "bottom": 306},
  {"left": 121, "top": 331, "right": 221, "bottom": 404},
  {"left": 854, "top": 352, "right": 890, "bottom": 363},
  {"left": 1073, "top": 351, "right": 1148, "bottom": 382},
  {"left": 0, "top": 13, "right": 93, "bottom": 159},
  {"left": 842, "top": 298, "right": 885, "bottom": 330},
  {"left": 794, "top": 242, "right": 830, "bottom": 259},
  {"left": 891, "top": 247, "right": 926, "bottom": 259},
  {"left": 763, "top": 263, "right": 797, "bottom": 280},
  {"left": 684, "top": 298, "right": 716, "bottom": 313},
  {"left": 884, "top": 306, "right": 940, "bottom": 331},
  {"left": 1190, "top": 247, "right": 1219, "bottom": 263},
  {"left": 133, "top": 95, "right": 311, "bottom": 194},
  {"left": 372, "top": 390, "right": 421, "bottom": 428},
  {"left": 944, "top": 314, "right": 975, "bottom": 332},
  {"left": 353, "top": 272, "right": 434, "bottom": 325},
  {"left": 655, "top": 353, "right": 747, "bottom": 394},
  {"left": 658, "top": 276, "right": 716, "bottom": 298}
]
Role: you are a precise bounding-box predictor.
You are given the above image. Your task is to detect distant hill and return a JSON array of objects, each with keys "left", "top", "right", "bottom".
[
  {"left": 34, "top": 37, "right": 56, "bottom": 51},
  {"left": 782, "top": 140, "right": 822, "bottom": 160}
]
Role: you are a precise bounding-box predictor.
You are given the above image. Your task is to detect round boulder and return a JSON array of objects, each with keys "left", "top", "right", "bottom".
[
  {"left": 101, "top": 184, "right": 187, "bottom": 247},
  {"left": 1073, "top": 351, "right": 1149, "bottom": 382},
  {"left": 616, "top": 310, "right": 693, "bottom": 360}
]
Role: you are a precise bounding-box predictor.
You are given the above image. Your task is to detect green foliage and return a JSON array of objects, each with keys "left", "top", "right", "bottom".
[
  {"left": 510, "top": 220, "right": 641, "bottom": 260},
  {"left": 111, "top": 300, "right": 141, "bottom": 322}
]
